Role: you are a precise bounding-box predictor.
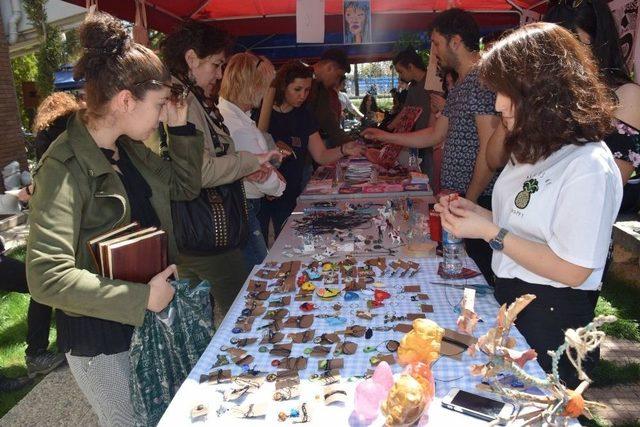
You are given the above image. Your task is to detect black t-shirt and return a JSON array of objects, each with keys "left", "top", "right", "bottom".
[
  {"left": 269, "top": 106, "right": 319, "bottom": 201},
  {"left": 606, "top": 119, "right": 640, "bottom": 177}
]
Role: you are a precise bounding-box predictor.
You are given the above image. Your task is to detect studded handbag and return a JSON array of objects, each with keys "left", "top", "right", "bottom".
[{"left": 167, "top": 96, "right": 249, "bottom": 255}]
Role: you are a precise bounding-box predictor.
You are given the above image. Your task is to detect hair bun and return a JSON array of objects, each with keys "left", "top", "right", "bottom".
[{"left": 75, "top": 12, "right": 131, "bottom": 80}]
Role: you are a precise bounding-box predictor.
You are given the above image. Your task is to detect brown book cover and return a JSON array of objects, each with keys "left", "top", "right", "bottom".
[
  {"left": 97, "top": 227, "right": 158, "bottom": 276},
  {"left": 87, "top": 222, "right": 140, "bottom": 271},
  {"left": 106, "top": 230, "right": 168, "bottom": 283}
]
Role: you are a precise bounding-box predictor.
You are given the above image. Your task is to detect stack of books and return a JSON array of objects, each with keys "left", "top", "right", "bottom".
[
  {"left": 344, "top": 159, "right": 374, "bottom": 183},
  {"left": 87, "top": 222, "right": 167, "bottom": 283}
]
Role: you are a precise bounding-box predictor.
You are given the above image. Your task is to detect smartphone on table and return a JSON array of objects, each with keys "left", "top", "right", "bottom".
[{"left": 441, "top": 388, "right": 516, "bottom": 424}]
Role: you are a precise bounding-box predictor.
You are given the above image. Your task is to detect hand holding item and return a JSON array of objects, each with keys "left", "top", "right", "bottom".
[
  {"left": 147, "top": 264, "right": 177, "bottom": 312},
  {"left": 434, "top": 193, "right": 472, "bottom": 216},
  {"left": 361, "top": 127, "right": 390, "bottom": 143},
  {"left": 160, "top": 91, "right": 188, "bottom": 127},
  {"left": 440, "top": 202, "right": 499, "bottom": 241},
  {"left": 17, "top": 186, "right": 32, "bottom": 203},
  {"left": 364, "top": 148, "right": 381, "bottom": 164},
  {"left": 256, "top": 149, "right": 283, "bottom": 165},
  {"left": 342, "top": 141, "right": 364, "bottom": 157},
  {"left": 275, "top": 141, "right": 294, "bottom": 159},
  {"left": 246, "top": 164, "right": 273, "bottom": 184}
]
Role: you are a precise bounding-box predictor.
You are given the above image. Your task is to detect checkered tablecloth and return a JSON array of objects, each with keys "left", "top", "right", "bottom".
[{"left": 159, "top": 197, "right": 558, "bottom": 426}]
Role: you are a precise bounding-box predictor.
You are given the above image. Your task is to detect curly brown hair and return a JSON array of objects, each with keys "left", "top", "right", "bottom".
[
  {"left": 32, "top": 92, "right": 81, "bottom": 133},
  {"left": 272, "top": 60, "right": 314, "bottom": 106},
  {"left": 160, "top": 20, "right": 233, "bottom": 78},
  {"left": 479, "top": 22, "right": 615, "bottom": 164}
]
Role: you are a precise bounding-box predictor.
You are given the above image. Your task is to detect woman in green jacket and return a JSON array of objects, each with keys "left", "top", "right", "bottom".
[
  {"left": 160, "top": 21, "right": 279, "bottom": 326},
  {"left": 26, "top": 12, "right": 203, "bottom": 426}
]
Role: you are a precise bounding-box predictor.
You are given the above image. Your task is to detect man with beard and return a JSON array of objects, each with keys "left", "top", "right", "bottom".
[
  {"left": 392, "top": 48, "right": 433, "bottom": 176},
  {"left": 363, "top": 8, "right": 500, "bottom": 285},
  {"left": 308, "top": 48, "right": 355, "bottom": 149}
]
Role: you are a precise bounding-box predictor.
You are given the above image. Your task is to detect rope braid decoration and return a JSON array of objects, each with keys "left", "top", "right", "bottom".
[{"left": 468, "top": 294, "right": 615, "bottom": 426}]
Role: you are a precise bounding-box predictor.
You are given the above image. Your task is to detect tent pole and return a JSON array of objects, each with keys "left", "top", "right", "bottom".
[
  {"left": 189, "top": 0, "right": 209, "bottom": 18},
  {"left": 354, "top": 63, "right": 359, "bottom": 97}
]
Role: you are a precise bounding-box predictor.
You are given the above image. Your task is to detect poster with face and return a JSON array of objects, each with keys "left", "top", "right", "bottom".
[{"left": 343, "top": 0, "right": 372, "bottom": 44}]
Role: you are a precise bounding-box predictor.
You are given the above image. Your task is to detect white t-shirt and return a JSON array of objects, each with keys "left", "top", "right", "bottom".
[
  {"left": 218, "top": 97, "right": 285, "bottom": 199},
  {"left": 491, "top": 142, "right": 622, "bottom": 291}
]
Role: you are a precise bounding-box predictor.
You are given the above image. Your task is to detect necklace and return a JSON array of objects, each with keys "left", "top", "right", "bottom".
[{"left": 274, "top": 104, "right": 294, "bottom": 113}]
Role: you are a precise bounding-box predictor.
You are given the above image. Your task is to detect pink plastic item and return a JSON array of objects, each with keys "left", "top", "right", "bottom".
[{"left": 354, "top": 361, "right": 394, "bottom": 421}]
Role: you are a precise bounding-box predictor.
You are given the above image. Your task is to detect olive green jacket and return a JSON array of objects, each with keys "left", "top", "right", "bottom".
[{"left": 26, "top": 113, "right": 204, "bottom": 327}]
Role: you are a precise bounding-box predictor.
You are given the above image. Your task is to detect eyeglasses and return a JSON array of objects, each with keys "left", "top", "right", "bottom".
[
  {"left": 557, "top": 0, "right": 588, "bottom": 8},
  {"left": 134, "top": 79, "right": 189, "bottom": 102}
]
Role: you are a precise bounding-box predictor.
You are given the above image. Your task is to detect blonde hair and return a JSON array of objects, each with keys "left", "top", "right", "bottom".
[
  {"left": 33, "top": 92, "right": 81, "bottom": 133},
  {"left": 219, "top": 52, "right": 273, "bottom": 108}
]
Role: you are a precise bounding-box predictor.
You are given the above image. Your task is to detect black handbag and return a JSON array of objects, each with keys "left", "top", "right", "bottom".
[{"left": 166, "top": 90, "right": 249, "bottom": 256}]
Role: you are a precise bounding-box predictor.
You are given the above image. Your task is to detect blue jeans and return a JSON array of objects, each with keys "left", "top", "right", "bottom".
[
  {"left": 243, "top": 198, "right": 268, "bottom": 271},
  {"left": 258, "top": 195, "right": 297, "bottom": 242}
]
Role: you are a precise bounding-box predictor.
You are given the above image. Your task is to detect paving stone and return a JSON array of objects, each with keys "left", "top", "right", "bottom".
[
  {"left": 0, "top": 366, "right": 96, "bottom": 426},
  {"left": 585, "top": 382, "right": 640, "bottom": 426},
  {"left": 600, "top": 336, "right": 640, "bottom": 365}
]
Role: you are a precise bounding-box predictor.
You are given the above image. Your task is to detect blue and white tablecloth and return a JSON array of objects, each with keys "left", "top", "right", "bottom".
[
  {"left": 159, "top": 196, "right": 558, "bottom": 426},
  {"left": 159, "top": 256, "right": 549, "bottom": 426}
]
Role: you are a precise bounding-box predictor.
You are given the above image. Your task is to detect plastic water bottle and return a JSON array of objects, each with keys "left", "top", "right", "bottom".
[{"left": 442, "top": 230, "right": 463, "bottom": 275}]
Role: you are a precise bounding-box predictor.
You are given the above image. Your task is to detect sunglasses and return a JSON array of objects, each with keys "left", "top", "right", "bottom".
[{"left": 134, "top": 79, "right": 189, "bottom": 102}]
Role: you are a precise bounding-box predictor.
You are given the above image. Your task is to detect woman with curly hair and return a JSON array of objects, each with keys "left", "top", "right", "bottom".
[
  {"left": 435, "top": 22, "right": 623, "bottom": 388},
  {"left": 160, "top": 22, "right": 279, "bottom": 325},
  {"left": 32, "top": 91, "right": 82, "bottom": 160},
  {"left": 488, "top": 0, "right": 640, "bottom": 213}
]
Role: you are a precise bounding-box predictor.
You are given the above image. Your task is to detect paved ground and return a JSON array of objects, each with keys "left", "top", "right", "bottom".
[
  {"left": 0, "top": 366, "right": 97, "bottom": 427},
  {"left": 586, "top": 383, "right": 640, "bottom": 426},
  {"left": 584, "top": 336, "right": 640, "bottom": 426}
]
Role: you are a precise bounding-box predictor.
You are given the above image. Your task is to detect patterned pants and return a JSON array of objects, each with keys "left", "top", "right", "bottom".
[{"left": 66, "top": 351, "right": 136, "bottom": 427}]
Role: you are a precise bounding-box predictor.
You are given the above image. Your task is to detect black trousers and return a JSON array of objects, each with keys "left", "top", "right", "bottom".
[
  {"left": 494, "top": 277, "right": 599, "bottom": 389},
  {"left": 465, "top": 195, "right": 495, "bottom": 286},
  {"left": 0, "top": 255, "right": 53, "bottom": 356}
]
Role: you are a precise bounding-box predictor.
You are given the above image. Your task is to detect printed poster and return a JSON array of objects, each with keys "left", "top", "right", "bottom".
[{"left": 343, "top": 0, "right": 372, "bottom": 44}]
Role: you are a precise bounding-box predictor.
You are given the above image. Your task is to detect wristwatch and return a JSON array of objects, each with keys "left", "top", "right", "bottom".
[{"left": 489, "top": 228, "right": 509, "bottom": 251}]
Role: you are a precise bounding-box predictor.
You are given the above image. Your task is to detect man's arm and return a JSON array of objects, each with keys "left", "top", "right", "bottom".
[
  {"left": 362, "top": 115, "right": 449, "bottom": 148},
  {"left": 486, "top": 123, "right": 509, "bottom": 171},
  {"left": 312, "top": 89, "right": 352, "bottom": 146},
  {"left": 343, "top": 95, "right": 364, "bottom": 119},
  {"left": 466, "top": 115, "right": 500, "bottom": 202}
]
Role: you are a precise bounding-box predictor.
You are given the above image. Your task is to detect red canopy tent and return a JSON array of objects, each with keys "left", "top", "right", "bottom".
[{"left": 63, "top": 0, "right": 549, "bottom": 62}]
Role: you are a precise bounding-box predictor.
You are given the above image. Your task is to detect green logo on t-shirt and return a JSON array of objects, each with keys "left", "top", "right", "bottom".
[{"left": 514, "top": 178, "right": 539, "bottom": 209}]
